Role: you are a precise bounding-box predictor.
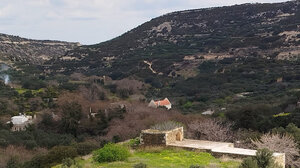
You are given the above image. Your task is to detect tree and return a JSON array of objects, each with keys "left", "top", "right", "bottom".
[
  {"left": 240, "top": 149, "right": 281, "bottom": 168},
  {"left": 6, "top": 157, "right": 20, "bottom": 168},
  {"left": 188, "top": 118, "right": 234, "bottom": 142},
  {"left": 252, "top": 133, "right": 300, "bottom": 167},
  {"left": 226, "top": 104, "right": 275, "bottom": 132},
  {"left": 61, "top": 102, "right": 82, "bottom": 136},
  {"left": 255, "top": 149, "right": 274, "bottom": 168}
]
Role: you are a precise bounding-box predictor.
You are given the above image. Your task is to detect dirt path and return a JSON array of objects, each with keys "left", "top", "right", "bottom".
[{"left": 143, "top": 60, "right": 157, "bottom": 74}]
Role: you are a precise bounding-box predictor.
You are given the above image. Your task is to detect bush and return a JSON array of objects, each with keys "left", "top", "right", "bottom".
[
  {"left": 255, "top": 149, "right": 274, "bottom": 168},
  {"left": 252, "top": 133, "right": 300, "bottom": 167},
  {"left": 23, "top": 155, "right": 48, "bottom": 168},
  {"left": 93, "top": 143, "right": 130, "bottom": 163},
  {"left": 239, "top": 157, "right": 258, "bottom": 168},
  {"left": 47, "top": 146, "right": 78, "bottom": 166},
  {"left": 73, "top": 142, "right": 98, "bottom": 156},
  {"left": 24, "top": 140, "right": 37, "bottom": 149},
  {"left": 133, "top": 163, "right": 147, "bottom": 168},
  {"left": 129, "top": 138, "right": 140, "bottom": 148},
  {"left": 150, "top": 121, "right": 183, "bottom": 131},
  {"left": 240, "top": 149, "right": 282, "bottom": 168},
  {"left": 188, "top": 118, "right": 234, "bottom": 142},
  {"left": 6, "top": 157, "right": 21, "bottom": 168},
  {"left": 61, "top": 158, "right": 82, "bottom": 168},
  {"left": 0, "top": 138, "right": 8, "bottom": 147}
]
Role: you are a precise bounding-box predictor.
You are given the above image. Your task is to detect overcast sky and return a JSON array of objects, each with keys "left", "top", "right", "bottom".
[{"left": 0, "top": 0, "right": 289, "bottom": 44}]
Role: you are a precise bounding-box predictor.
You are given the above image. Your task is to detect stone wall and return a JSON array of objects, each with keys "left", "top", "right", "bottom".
[
  {"left": 165, "top": 127, "right": 183, "bottom": 145},
  {"left": 140, "top": 127, "right": 285, "bottom": 167},
  {"left": 140, "top": 131, "right": 166, "bottom": 146},
  {"left": 140, "top": 127, "right": 184, "bottom": 146}
]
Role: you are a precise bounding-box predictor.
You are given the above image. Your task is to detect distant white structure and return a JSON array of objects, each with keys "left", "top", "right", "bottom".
[
  {"left": 148, "top": 98, "right": 172, "bottom": 110},
  {"left": 8, "top": 114, "right": 35, "bottom": 131},
  {"left": 202, "top": 109, "right": 215, "bottom": 115}
]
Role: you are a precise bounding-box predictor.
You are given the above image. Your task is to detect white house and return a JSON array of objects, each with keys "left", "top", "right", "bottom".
[{"left": 9, "top": 114, "right": 34, "bottom": 131}]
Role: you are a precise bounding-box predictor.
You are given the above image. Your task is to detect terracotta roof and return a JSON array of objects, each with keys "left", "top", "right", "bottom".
[{"left": 155, "top": 98, "right": 171, "bottom": 106}]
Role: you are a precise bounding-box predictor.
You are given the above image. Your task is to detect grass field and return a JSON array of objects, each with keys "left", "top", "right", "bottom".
[
  {"left": 15, "top": 88, "right": 44, "bottom": 95},
  {"left": 54, "top": 148, "right": 241, "bottom": 168}
]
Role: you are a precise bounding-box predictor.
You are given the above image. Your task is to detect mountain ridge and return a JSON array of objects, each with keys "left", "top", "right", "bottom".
[
  {"left": 0, "top": 33, "right": 80, "bottom": 64},
  {"left": 47, "top": 0, "right": 300, "bottom": 77}
]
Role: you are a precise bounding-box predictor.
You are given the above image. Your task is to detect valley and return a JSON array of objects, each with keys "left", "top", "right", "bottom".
[{"left": 0, "top": 1, "right": 300, "bottom": 168}]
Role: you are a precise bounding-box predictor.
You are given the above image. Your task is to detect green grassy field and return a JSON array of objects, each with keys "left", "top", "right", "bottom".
[
  {"left": 54, "top": 148, "right": 241, "bottom": 168},
  {"left": 15, "top": 88, "right": 44, "bottom": 94}
]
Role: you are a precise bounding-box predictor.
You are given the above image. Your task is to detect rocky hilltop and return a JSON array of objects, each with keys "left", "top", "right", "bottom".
[
  {"left": 0, "top": 33, "right": 80, "bottom": 64},
  {"left": 50, "top": 0, "right": 300, "bottom": 77}
]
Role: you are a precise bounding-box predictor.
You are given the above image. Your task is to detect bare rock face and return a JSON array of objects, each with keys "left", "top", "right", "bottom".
[{"left": 0, "top": 33, "right": 80, "bottom": 64}]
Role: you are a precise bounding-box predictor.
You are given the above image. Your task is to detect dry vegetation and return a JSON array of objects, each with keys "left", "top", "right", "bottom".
[
  {"left": 0, "top": 145, "right": 47, "bottom": 167},
  {"left": 252, "top": 133, "right": 300, "bottom": 167},
  {"left": 188, "top": 118, "right": 235, "bottom": 142}
]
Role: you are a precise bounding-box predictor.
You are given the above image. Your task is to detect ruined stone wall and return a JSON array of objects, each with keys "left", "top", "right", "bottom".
[
  {"left": 140, "top": 132, "right": 166, "bottom": 146},
  {"left": 165, "top": 127, "right": 184, "bottom": 145},
  {"left": 140, "top": 127, "right": 184, "bottom": 146}
]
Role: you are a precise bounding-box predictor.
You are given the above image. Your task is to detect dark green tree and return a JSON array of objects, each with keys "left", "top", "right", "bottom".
[{"left": 61, "top": 102, "right": 82, "bottom": 136}]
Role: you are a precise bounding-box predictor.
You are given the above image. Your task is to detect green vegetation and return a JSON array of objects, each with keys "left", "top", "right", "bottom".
[
  {"left": 0, "top": 128, "right": 73, "bottom": 149},
  {"left": 60, "top": 148, "right": 240, "bottom": 168},
  {"left": 1, "top": 1, "right": 300, "bottom": 167},
  {"left": 240, "top": 149, "right": 281, "bottom": 168},
  {"left": 93, "top": 143, "right": 130, "bottom": 163},
  {"left": 150, "top": 121, "right": 183, "bottom": 131}
]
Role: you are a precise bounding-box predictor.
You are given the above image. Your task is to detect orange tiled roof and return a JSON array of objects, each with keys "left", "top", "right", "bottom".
[{"left": 154, "top": 98, "right": 171, "bottom": 106}]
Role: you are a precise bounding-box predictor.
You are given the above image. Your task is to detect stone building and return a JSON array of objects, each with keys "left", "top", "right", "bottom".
[
  {"left": 9, "top": 114, "right": 34, "bottom": 131},
  {"left": 140, "top": 127, "right": 183, "bottom": 146},
  {"left": 140, "top": 126, "right": 285, "bottom": 167}
]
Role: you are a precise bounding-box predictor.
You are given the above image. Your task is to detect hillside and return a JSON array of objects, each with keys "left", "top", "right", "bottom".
[
  {"left": 0, "top": 33, "right": 80, "bottom": 64},
  {"left": 50, "top": 0, "right": 300, "bottom": 77},
  {"left": 1, "top": 1, "right": 300, "bottom": 167}
]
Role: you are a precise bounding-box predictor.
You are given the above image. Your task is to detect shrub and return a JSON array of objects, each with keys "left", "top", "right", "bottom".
[
  {"left": 0, "top": 138, "right": 8, "bottom": 147},
  {"left": 188, "top": 118, "right": 234, "bottom": 142},
  {"left": 150, "top": 121, "right": 183, "bottom": 131},
  {"left": 117, "top": 89, "right": 130, "bottom": 99},
  {"left": 255, "top": 148, "right": 274, "bottom": 168},
  {"left": 6, "top": 157, "right": 20, "bottom": 168},
  {"left": 129, "top": 138, "right": 140, "bottom": 148},
  {"left": 252, "top": 133, "right": 300, "bottom": 167},
  {"left": 24, "top": 140, "right": 37, "bottom": 150},
  {"left": 240, "top": 149, "right": 281, "bottom": 168},
  {"left": 73, "top": 142, "right": 98, "bottom": 156},
  {"left": 47, "top": 146, "right": 78, "bottom": 166},
  {"left": 23, "top": 155, "right": 48, "bottom": 168},
  {"left": 133, "top": 163, "right": 147, "bottom": 168},
  {"left": 61, "top": 158, "right": 82, "bottom": 168},
  {"left": 239, "top": 157, "right": 258, "bottom": 168},
  {"left": 93, "top": 143, "right": 130, "bottom": 163}
]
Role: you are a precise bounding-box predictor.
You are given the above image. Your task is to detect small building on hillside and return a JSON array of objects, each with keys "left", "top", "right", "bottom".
[
  {"left": 148, "top": 98, "right": 172, "bottom": 110},
  {"left": 8, "top": 114, "right": 34, "bottom": 131}
]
